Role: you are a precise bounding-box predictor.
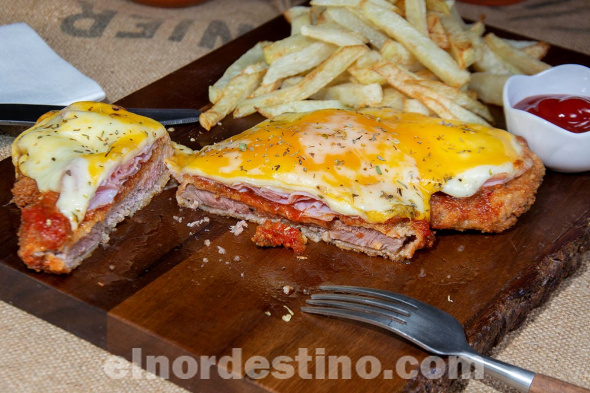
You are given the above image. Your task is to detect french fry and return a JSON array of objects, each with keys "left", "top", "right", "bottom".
[
  {"left": 405, "top": 0, "right": 428, "bottom": 37},
  {"left": 310, "top": 0, "right": 361, "bottom": 6},
  {"left": 412, "top": 79, "right": 493, "bottom": 122},
  {"left": 363, "top": 2, "right": 470, "bottom": 87},
  {"left": 281, "top": 76, "right": 304, "bottom": 89},
  {"left": 469, "top": 72, "right": 510, "bottom": 106},
  {"left": 249, "top": 80, "right": 281, "bottom": 98},
  {"left": 438, "top": 12, "right": 476, "bottom": 69},
  {"left": 263, "top": 35, "right": 316, "bottom": 64},
  {"left": 209, "top": 42, "right": 268, "bottom": 104},
  {"left": 284, "top": 6, "right": 310, "bottom": 22},
  {"left": 380, "top": 39, "right": 423, "bottom": 72},
  {"left": 374, "top": 61, "right": 489, "bottom": 125},
  {"left": 520, "top": 41, "right": 551, "bottom": 60},
  {"left": 285, "top": 6, "right": 312, "bottom": 35},
  {"left": 348, "top": 66, "right": 387, "bottom": 85},
  {"left": 263, "top": 42, "right": 335, "bottom": 85},
  {"left": 472, "top": 42, "right": 520, "bottom": 74},
  {"left": 467, "top": 20, "right": 485, "bottom": 37},
  {"left": 314, "top": 82, "right": 383, "bottom": 108},
  {"left": 325, "top": 7, "right": 388, "bottom": 49},
  {"left": 200, "top": 63, "right": 267, "bottom": 130},
  {"left": 404, "top": 98, "right": 432, "bottom": 115},
  {"left": 234, "top": 45, "right": 368, "bottom": 117},
  {"left": 300, "top": 24, "right": 368, "bottom": 46},
  {"left": 258, "top": 100, "right": 347, "bottom": 118},
  {"left": 355, "top": 50, "right": 383, "bottom": 68},
  {"left": 426, "top": 12, "right": 449, "bottom": 50},
  {"left": 413, "top": 68, "right": 439, "bottom": 80},
  {"left": 425, "top": 0, "right": 450, "bottom": 15},
  {"left": 348, "top": 50, "right": 387, "bottom": 84},
  {"left": 501, "top": 39, "right": 551, "bottom": 60},
  {"left": 379, "top": 87, "right": 405, "bottom": 110},
  {"left": 485, "top": 33, "right": 551, "bottom": 75}
]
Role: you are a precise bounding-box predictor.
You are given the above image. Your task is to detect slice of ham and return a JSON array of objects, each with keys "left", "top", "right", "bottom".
[
  {"left": 88, "top": 145, "right": 154, "bottom": 210},
  {"left": 229, "top": 183, "right": 337, "bottom": 221}
]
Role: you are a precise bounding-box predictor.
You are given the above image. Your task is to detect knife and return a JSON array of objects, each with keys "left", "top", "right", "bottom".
[{"left": 0, "top": 104, "right": 201, "bottom": 127}]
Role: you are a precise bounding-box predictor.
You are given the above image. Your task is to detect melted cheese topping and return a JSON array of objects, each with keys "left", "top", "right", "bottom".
[
  {"left": 167, "top": 109, "right": 523, "bottom": 223},
  {"left": 12, "top": 101, "right": 166, "bottom": 229}
]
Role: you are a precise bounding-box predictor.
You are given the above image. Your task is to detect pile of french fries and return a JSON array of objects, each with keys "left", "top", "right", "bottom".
[{"left": 199, "top": 0, "right": 552, "bottom": 131}]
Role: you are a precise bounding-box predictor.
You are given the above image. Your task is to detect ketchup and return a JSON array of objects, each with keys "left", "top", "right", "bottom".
[{"left": 514, "top": 94, "right": 590, "bottom": 134}]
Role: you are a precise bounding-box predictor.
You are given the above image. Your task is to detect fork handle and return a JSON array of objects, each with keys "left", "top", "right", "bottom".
[
  {"left": 460, "top": 351, "right": 589, "bottom": 392},
  {"left": 530, "top": 373, "right": 590, "bottom": 393}
]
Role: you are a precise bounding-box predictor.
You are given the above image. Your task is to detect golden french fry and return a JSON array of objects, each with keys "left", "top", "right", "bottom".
[
  {"left": 310, "top": 0, "right": 361, "bottom": 6},
  {"left": 472, "top": 42, "right": 519, "bottom": 74},
  {"left": 263, "top": 34, "right": 315, "bottom": 64},
  {"left": 209, "top": 42, "right": 268, "bottom": 104},
  {"left": 300, "top": 24, "right": 368, "bottom": 46},
  {"left": 469, "top": 72, "right": 510, "bottom": 106},
  {"left": 405, "top": 0, "right": 428, "bottom": 37},
  {"left": 379, "top": 87, "right": 405, "bottom": 110},
  {"left": 413, "top": 69, "right": 439, "bottom": 80},
  {"left": 280, "top": 76, "right": 305, "bottom": 89},
  {"left": 485, "top": 33, "right": 551, "bottom": 75},
  {"left": 404, "top": 98, "right": 432, "bottom": 115},
  {"left": 380, "top": 39, "right": 423, "bottom": 72},
  {"left": 258, "top": 100, "right": 347, "bottom": 118},
  {"left": 263, "top": 42, "right": 335, "bottom": 85},
  {"left": 235, "top": 45, "right": 368, "bottom": 117},
  {"left": 249, "top": 80, "right": 281, "bottom": 98},
  {"left": 325, "top": 7, "right": 388, "bottom": 49},
  {"left": 520, "top": 42, "right": 551, "bottom": 60},
  {"left": 200, "top": 63, "right": 267, "bottom": 131},
  {"left": 425, "top": 0, "right": 450, "bottom": 15},
  {"left": 348, "top": 51, "right": 386, "bottom": 84},
  {"left": 348, "top": 67, "right": 387, "bottom": 85},
  {"left": 413, "top": 79, "right": 493, "bottom": 122},
  {"left": 438, "top": 12, "right": 476, "bottom": 69},
  {"left": 363, "top": 2, "right": 470, "bottom": 87},
  {"left": 289, "top": 9, "right": 312, "bottom": 35},
  {"left": 315, "top": 82, "right": 383, "bottom": 108},
  {"left": 467, "top": 20, "right": 485, "bottom": 37},
  {"left": 426, "top": 12, "right": 449, "bottom": 50},
  {"left": 369, "top": 0, "right": 400, "bottom": 11},
  {"left": 355, "top": 50, "right": 383, "bottom": 68},
  {"left": 501, "top": 39, "right": 551, "bottom": 60}
]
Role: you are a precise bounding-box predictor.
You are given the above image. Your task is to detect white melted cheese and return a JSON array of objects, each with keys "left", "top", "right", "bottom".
[
  {"left": 167, "top": 109, "right": 525, "bottom": 223},
  {"left": 12, "top": 101, "right": 166, "bottom": 229}
]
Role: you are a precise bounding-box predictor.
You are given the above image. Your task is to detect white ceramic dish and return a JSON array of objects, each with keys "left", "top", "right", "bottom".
[{"left": 503, "top": 64, "right": 590, "bottom": 173}]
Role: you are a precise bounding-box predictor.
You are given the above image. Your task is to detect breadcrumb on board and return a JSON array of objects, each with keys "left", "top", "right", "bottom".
[{"left": 229, "top": 220, "right": 248, "bottom": 235}]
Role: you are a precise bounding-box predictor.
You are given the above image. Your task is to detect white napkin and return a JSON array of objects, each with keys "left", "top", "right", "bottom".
[{"left": 0, "top": 23, "right": 105, "bottom": 105}]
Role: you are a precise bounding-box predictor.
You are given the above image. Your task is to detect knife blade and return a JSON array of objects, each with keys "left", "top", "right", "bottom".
[{"left": 0, "top": 104, "right": 201, "bottom": 127}]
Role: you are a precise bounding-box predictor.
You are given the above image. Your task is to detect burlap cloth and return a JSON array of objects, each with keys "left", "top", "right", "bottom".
[{"left": 0, "top": 1, "right": 589, "bottom": 391}]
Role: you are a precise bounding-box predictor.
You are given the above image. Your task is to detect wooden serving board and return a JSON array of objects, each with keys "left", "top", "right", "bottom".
[{"left": 1, "top": 15, "right": 590, "bottom": 393}]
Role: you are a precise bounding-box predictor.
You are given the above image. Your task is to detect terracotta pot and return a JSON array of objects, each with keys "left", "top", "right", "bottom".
[{"left": 131, "top": 0, "right": 209, "bottom": 7}]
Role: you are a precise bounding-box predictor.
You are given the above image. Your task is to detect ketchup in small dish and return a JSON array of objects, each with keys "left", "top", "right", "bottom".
[{"left": 514, "top": 94, "right": 590, "bottom": 134}]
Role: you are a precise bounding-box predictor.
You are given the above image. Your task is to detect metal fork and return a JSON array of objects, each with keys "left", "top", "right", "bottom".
[{"left": 301, "top": 285, "right": 589, "bottom": 393}]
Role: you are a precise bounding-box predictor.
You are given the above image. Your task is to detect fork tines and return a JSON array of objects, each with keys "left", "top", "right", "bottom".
[{"left": 301, "top": 285, "right": 418, "bottom": 328}]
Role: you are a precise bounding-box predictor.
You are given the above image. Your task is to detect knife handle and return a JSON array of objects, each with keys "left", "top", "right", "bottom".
[{"left": 529, "top": 373, "right": 590, "bottom": 393}]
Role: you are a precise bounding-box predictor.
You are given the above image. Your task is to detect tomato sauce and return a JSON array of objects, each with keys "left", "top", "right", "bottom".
[{"left": 514, "top": 94, "right": 590, "bottom": 134}]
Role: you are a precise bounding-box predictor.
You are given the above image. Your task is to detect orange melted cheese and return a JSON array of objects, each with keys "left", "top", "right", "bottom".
[
  {"left": 168, "top": 109, "right": 523, "bottom": 223},
  {"left": 12, "top": 101, "right": 166, "bottom": 229}
]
